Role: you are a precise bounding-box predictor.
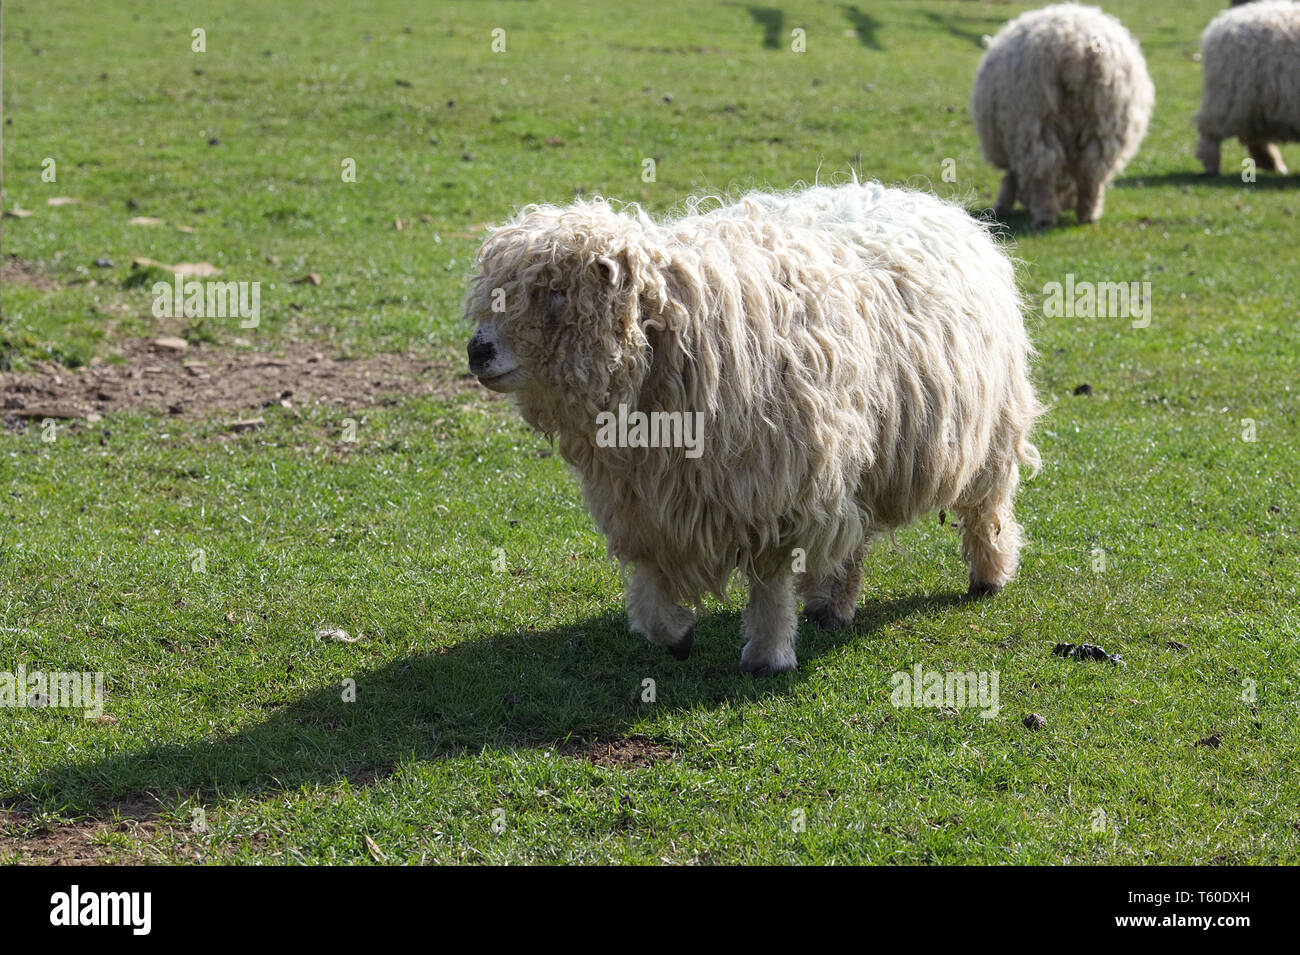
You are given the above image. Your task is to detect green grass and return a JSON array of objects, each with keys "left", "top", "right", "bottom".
[{"left": 2, "top": 0, "right": 1298, "bottom": 864}]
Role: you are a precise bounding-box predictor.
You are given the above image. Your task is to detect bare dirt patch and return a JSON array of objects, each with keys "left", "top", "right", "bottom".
[
  {"left": 0, "top": 796, "right": 185, "bottom": 865},
  {"left": 2, "top": 338, "right": 482, "bottom": 429},
  {"left": 560, "top": 735, "right": 673, "bottom": 769},
  {"left": 1, "top": 255, "right": 60, "bottom": 291}
]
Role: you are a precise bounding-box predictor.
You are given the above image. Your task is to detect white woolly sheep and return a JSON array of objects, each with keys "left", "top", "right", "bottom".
[
  {"left": 464, "top": 182, "right": 1042, "bottom": 674},
  {"left": 972, "top": 3, "right": 1154, "bottom": 228},
  {"left": 1196, "top": 0, "right": 1300, "bottom": 176}
]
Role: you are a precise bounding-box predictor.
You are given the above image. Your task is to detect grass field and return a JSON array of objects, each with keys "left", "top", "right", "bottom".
[{"left": 2, "top": 0, "right": 1298, "bottom": 864}]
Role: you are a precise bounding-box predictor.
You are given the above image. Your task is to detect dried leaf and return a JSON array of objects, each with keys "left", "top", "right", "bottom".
[
  {"left": 130, "top": 257, "right": 221, "bottom": 277},
  {"left": 363, "top": 834, "right": 387, "bottom": 863}
]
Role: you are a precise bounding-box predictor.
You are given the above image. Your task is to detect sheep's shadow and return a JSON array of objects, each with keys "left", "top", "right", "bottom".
[
  {"left": 730, "top": 4, "right": 785, "bottom": 50},
  {"left": 1113, "top": 170, "right": 1300, "bottom": 191},
  {"left": 975, "top": 168, "right": 1300, "bottom": 238},
  {"left": 841, "top": 5, "right": 884, "bottom": 51},
  {"left": 970, "top": 207, "right": 1095, "bottom": 240},
  {"left": 4, "top": 591, "right": 967, "bottom": 820},
  {"left": 915, "top": 9, "right": 1003, "bottom": 50}
]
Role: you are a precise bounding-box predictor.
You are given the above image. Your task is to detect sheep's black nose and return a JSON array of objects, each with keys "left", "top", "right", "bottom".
[{"left": 467, "top": 337, "right": 495, "bottom": 373}]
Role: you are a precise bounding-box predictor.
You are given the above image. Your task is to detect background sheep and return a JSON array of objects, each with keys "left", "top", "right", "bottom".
[
  {"left": 1196, "top": 0, "right": 1300, "bottom": 176},
  {"left": 972, "top": 3, "right": 1154, "bottom": 228},
  {"left": 465, "top": 183, "right": 1042, "bottom": 674}
]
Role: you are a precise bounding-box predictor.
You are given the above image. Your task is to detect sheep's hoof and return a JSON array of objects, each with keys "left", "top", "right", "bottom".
[
  {"left": 739, "top": 642, "right": 798, "bottom": 675},
  {"left": 665, "top": 627, "right": 694, "bottom": 661},
  {"left": 739, "top": 659, "right": 795, "bottom": 677},
  {"left": 803, "top": 604, "right": 854, "bottom": 631},
  {"left": 967, "top": 580, "right": 1004, "bottom": 600}
]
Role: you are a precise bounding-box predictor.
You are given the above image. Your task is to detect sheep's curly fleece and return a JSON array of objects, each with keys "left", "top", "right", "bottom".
[
  {"left": 1196, "top": 0, "right": 1300, "bottom": 175},
  {"left": 972, "top": 3, "right": 1153, "bottom": 228},
  {"left": 464, "top": 182, "right": 1042, "bottom": 672}
]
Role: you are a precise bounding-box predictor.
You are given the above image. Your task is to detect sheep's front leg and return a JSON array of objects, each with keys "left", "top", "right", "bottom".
[
  {"left": 1196, "top": 132, "right": 1222, "bottom": 176},
  {"left": 1075, "top": 175, "right": 1105, "bottom": 224},
  {"left": 1023, "top": 174, "right": 1061, "bottom": 230},
  {"left": 739, "top": 571, "right": 798, "bottom": 675},
  {"left": 993, "top": 171, "right": 1018, "bottom": 219},
  {"left": 627, "top": 564, "right": 695, "bottom": 660}
]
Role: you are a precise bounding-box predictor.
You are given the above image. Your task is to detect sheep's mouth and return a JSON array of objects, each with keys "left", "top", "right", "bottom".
[{"left": 476, "top": 367, "right": 526, "bottom": 392}]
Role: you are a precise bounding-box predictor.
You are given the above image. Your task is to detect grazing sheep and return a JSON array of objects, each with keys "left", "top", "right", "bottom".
[
  {"left": 972, "top": 3, "right": 1154, "bottom": 228},
  {"left": 465, "top": 182, "right": 1043, "bottom": 674},
  {"left": 1196, "top": 0, "right": 1300, "bottom": 176}
]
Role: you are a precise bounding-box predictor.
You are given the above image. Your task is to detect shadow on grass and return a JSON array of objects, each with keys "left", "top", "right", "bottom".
[
  {"left": 968, "top": 170, "right": 1300, "bottom": 240},
  {"left": 841, "top": 5, "right": 883, "bottom": 50},
  {"left": 915, "top": 9, "right": 1003, "bottom": 50},
  {"left": 731, "top": 4, "right": 785, "bottom": 50},
  {"left": 967, "top": 206, "right": 1086, "bottom": 241},
  {"left": 5, "top": 591, "right": 967, "bottom": 819},
  {"left": 1113, "top": 171, "right": 1300, "bottom": 191}
]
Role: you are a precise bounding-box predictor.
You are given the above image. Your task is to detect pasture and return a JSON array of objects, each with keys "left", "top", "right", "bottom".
[{"left": 1, "top": 0, "right": 1297, "bottom": 864}]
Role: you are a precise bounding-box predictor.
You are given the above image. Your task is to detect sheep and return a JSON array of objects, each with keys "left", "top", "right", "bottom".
[
  {"left": 1196, "top": 0, "right": 1300, "bottom": 176},
  {"left": 972, "top": 3, "right": 1154, "bottom": 228},
  {"left": 464, "top": 182, "right": 1043, "bottom": 674}
]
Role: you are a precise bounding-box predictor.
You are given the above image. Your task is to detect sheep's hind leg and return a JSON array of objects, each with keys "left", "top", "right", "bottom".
[
  {"left": 797, "top": 544, "right": 865, "bottom": 631},
  {"left": 627, "top": 564, "right": 696, "bottom": 660},
  {"left": 1245, "top": 138, "right": 1287, "bottom": 175},
  {"left": 993, "top": 172, "right": 1018, "bottom": 219},
  {"left": 740, "top": 571, "right": 798, "bottom": 675}
]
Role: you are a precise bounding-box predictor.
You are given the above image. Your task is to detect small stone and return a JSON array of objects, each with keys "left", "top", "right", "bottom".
[{"left": 151, "top": 336, "right": 189, "bottom": 352}]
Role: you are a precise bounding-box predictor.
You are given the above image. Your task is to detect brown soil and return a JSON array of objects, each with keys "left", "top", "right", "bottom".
[
  {"left": 1, "top": 256, "right": 60, "bottom": 291},
  {"left": 2, "top": 338, "right": 483, "bottom": 429},
  {"left": 0, "top": 797, "right": 187, "bottom": 865},
  {"left": 560, "top": 735, "right": 673, "bottom": 769}
]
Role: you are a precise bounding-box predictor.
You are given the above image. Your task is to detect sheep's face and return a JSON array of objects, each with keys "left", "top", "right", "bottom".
[{"left": 464, "top": 206, "right": 652, "bottom": 410}]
